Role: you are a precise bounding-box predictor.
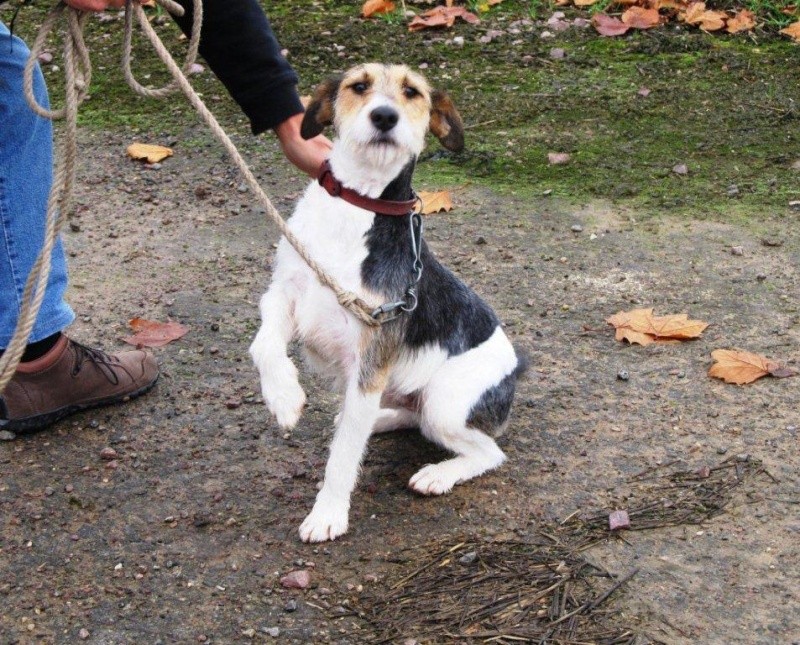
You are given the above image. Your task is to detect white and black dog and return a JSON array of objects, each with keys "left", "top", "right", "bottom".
[{"left": 250, "top": 64, "right": 526, "bottom": 543}]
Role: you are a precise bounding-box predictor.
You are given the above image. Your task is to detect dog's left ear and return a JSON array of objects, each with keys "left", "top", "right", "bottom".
[
  {"left": 301, "top": 74, "right": 343, "bottom": 140},
  {"left": 429, "top": 90, "right": 464, "bottom": 153}
]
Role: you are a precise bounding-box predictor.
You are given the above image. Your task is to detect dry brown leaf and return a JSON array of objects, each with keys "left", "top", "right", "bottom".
[
  {"left": 362, "top": 0, "right": 395, "bottom": 18},
  {"left": 681, "top": 2, "right": 727, "bottom": 30},
  {"left": 615, "top": 326, "right": 656, "bottom": 346},
  {"left": 409, "top": 6, "right": 480, "bottom": 31},
  {"left": 780, "top": 20, "right": 800, "bottom": 40},
  {"left": 575, "top": 0, "right": 599, "bottom": 6},
  {"left": 647, "top": 313, "right": 709, "bottom": 339},
  {"left": 127, "top": 142, "right": 173, "bottom": 164},
  {"left": 726, "top": 9, "right": 755, "bottom": 33},
  {"left": 708, "top": 349, "right": 795, "bottom": 385},
  {"left": 607, "top": 308, "right": 708, "bottom": 344},
  {"left": 622, "top": 6, "right": 662, "bottom": 28},
  {"left": 416, "top": 190, "right": 453, "bottom": 215},
  {"left": 592, "top": 13, "right": 631, "bottom": 36},
  {"left": 122, "top": 318, "right": 189, "bottom": 348}
]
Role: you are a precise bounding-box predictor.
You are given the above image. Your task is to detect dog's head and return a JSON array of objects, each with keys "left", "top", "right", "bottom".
[{"left": 301, "top": 64, "right": 464, "bottom": 167}]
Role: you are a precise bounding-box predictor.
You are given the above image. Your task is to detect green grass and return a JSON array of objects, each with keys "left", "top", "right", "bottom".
[{"left": 3, "top": 0, "right": 800, "bottom": 222}]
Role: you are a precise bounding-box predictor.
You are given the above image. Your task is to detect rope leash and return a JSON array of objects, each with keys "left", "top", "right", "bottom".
[{"left": 0, "top": 0, "right": 382, "bottom": 396}]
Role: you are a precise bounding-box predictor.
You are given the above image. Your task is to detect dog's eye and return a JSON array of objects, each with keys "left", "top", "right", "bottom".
[
  {"left": 351, "top": 82, "right": 369, "bottom": 95},
  {"left": 403, "top": 86, "right": 420, "bottom": 99}
]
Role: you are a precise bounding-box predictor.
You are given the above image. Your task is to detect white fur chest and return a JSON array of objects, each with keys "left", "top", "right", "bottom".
[{"left": 272, "top": 183, "right": 376, "bottom": 368}]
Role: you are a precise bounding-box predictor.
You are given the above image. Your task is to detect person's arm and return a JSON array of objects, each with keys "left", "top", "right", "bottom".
[{"left": 172, "top": 0, "right": 331, "bottom": 175}]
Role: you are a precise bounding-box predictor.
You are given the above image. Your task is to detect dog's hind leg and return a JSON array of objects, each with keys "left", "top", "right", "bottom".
[
  {"left": 249, "top": 285, "right": 305, "bottom": 430},
  {"left": 409, "top": 413, "right": 506, "bottom": 496},
  {"left": 372, "top": 408, "right": 419, "bottom": 434},
  {"left": 299, "top": 376, "right": 385, "bottom": 543}
]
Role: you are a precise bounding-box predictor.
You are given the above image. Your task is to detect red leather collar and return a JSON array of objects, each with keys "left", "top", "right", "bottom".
[{"left": 317, "top": 160, "right": 418, "bottom": 217}]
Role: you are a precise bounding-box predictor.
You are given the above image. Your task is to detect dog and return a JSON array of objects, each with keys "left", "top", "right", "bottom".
[{"left": 249, "top": 64, "right": 526, "bottom": 543}]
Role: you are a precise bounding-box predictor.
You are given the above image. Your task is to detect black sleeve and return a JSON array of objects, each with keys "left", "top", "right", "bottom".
[{"left": 173, "top": 0, "right": 304, "bottom": 135}]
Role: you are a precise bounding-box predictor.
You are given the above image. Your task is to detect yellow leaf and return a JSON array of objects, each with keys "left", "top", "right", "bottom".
[
  {"left": 127, "top": 142, "right": 173, "bottom": 164},
  {"left": 416, "top": 190, "right": 453, "bottom": 215},
  {"left": 780, "top": 20, "right": 800, "bottom": 41},
  {"left": 574, "top": 0, "right": 599, "bottom": 6},
  {"left": 708, "top": 349, "right": 782, "bottom": 385},
  {"left": 362, "top": 0, "right": 395, "bottom": 19}
]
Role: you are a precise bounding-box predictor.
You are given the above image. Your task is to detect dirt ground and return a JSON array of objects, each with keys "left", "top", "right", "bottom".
[{"left": 1, "top": 115, "right": 799, "bottom": 644}]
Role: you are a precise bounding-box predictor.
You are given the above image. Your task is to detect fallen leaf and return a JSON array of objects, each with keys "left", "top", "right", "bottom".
[
  {"left": 408, "top": 6, "right": 480, "bottom": 31},
  {"left": 548, "top": 152, "right": 571, "bottom": 165},
  {"left": 574, "top": 0, "right": 599, "bottom": 6},
  {"left": 708, "top": 349, "right": 796, "bottom": 385},
  {"left": 622, "top": 6, "right": 662, "bottom": 28},
  {"left": 362, "top": 0, "right": 395, "bottom": 18},
  {"left": 607, "top": 308, "right": 709, "bottom": 344},
  {"left": 592, "top": 13, "right": 631, "bottom": 36},
  {"left": 416, "top": 190, "right": 453, "bottom": 214},
  {"left": 681, "top": 2, "right": 727, "bottom": 30},
  {"left": 780, "top": 20, "right": 800, "bottom": 41},
  {"left": 122, "top": 318, "right": 189, "bottom": 348},
  {"left": 127, "top": 142, "right": 173, "bottom": 164},
  {"left": 726, "top": 9, "right": 755, "bottom": 33}
]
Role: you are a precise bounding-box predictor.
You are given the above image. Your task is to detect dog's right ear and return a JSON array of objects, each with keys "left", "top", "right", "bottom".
[{"left": 301, "top": 75, "right": 343, "bottom": 140}]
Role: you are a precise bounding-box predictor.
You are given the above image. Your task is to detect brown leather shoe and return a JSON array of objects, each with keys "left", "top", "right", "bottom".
[{"left": 0, "top": 335, "right": 159, "bottom": 433}]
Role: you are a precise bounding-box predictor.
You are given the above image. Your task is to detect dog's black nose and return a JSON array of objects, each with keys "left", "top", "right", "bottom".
[{"left": 370, "top": 106, "right": 399, "bottom": 132}]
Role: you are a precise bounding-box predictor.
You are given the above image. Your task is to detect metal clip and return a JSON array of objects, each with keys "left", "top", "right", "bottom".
[{"left": 371, "top": 300, "right": 407, "bottom": 320}]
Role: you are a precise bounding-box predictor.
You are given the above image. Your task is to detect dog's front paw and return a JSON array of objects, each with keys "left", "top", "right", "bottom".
[
  {"left": 299, "top": 500, "right": 349, "bottom": 543},
  {"left": 409, "top": 463, "right": 458, "bottom": 496},
  {"left": 264, "top": 379, "right": 306, "bottom": 430}
]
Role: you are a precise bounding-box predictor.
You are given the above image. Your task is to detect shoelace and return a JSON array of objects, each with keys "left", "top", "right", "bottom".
[{"left": 70, "top": 341, "right": 121, "bottom": 385}]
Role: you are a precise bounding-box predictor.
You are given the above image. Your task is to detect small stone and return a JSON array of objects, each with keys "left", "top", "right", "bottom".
[
  {"left": 609, "top": 510, "right": 630, "bottom": 531},
  {"left": 189, "top": 63, "right": 205, "bottom": 75},
  {"left": 104, "top": 460, "right": 119, "bottom": 470},
  {"left": 237, "top": 182, "right": 249, "bottom": 193},
  {"left": 730, "top": 246, "right": 744, "bottom": 256},
  {"left": 549, "top": 47, "right": 566, "bottom": 59},
  {"left": 570, "top": 224, "right": 583, "bottom": 233},
  {"left": 789, "top": 200, "right": 800, "bottom": 210},
  {"left": 210, "top": 322, "right": 220, "bottom": 331},
  {"left": 79, "top": 628, "right": 90, "bottom": 640},
  {"left": 45, "top": 486, "right": 55, "bottom": 496},
  {"left": 539, "top": 30, "right": 555, "bottom": 39},
  {"left": 617, "top": 369, "right": 629, "bottom": 381},
  {"left": 0, "top": 430, "right": 16, "bottom": 441},
  {"left": 637, "top": 87, "right": 651, "bottom": 97},
  {"left": 100, "top": 447, "right": 118, "bottom": 460},
  {"left": 672, "top": 163, "right": 689, "bottom": 175},
  {"left": 548, "top": 152, "right": 571, "bottom": 165},
  {"left": 458, "top": 551, "right": 478, "bottom": 565},
  {"left": 717, "top": 447, "right": 728, "bottom": 455},
  {"left": 727, "top": 184, "right": 740, "bottom": 197},
  {"left": 453, "top": 36, "right": 465, "bottom": 46},
  {"left": 69, "top": 222, "right": 81, "bottom": 232},
  {"left": 756, "top": 273, "right": 767, "bottom": 281},
  {"left": 65, "top": 484, "right": 74, "bottom": 493},
  {"left": 38, "top": 51, "right": 54, "bottom": 64},
  {"left": 475, "top": 236, "right": 487, "bottom": 245},
  {"left": 241, "top": 628, "right": 256, "bottom": 638},
  {"left": 280, "top": 569, "right": 311, "bottom": 589},
  {"left": 263, "top": 627, "right": 280, "bottom": 637},
  {"left": 225, "top": 399, "right": 241, "bottom": 410},
  {"left": 284, "top": 599, "right": 298, "bottom": 613}
]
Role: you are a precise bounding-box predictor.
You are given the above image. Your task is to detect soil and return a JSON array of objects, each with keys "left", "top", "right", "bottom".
[
  {"left": 1, "top": 2, "right": 800, "bottom": 644},
  {"left": 1, "top": 122, "right": 798, "bottom": 644}
]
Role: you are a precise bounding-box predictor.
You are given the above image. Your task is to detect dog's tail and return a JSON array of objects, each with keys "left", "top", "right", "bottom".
[{"left": 512, "top": 344, "right": 531, "bottom": 380}]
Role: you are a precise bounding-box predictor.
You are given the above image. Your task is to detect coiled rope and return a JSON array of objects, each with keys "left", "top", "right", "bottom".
[{"left": 0, "top": 0, "right": 382, "bottom": 396}]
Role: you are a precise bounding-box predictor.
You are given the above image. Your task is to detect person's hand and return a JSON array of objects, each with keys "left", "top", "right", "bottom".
[
  {"left": 274, "top": 113, "right": 333, "bottom": 177},
  {"left": 64, "top": 0, "right": 128, "bottom": 11}
]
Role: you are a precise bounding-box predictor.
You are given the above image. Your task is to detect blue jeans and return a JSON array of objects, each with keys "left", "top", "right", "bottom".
[{"left": 0, "top": 21, "right": 74, "bottom": 349}]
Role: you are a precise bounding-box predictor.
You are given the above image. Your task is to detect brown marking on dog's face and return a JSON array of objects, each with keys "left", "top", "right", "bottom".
[
  {"left": 303, "top": 64, "right": 464, "bottom": 153},
  {"left": 301, "top": 74, "right": 343, "bottom": 140},
  {"left": 429, "top": 90, "right": 464, "bottom": 152}
]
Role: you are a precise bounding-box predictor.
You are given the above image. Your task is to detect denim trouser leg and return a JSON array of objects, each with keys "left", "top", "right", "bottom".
[{"left": 0, "top": 21, "right": 75, "bottom": 349}]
